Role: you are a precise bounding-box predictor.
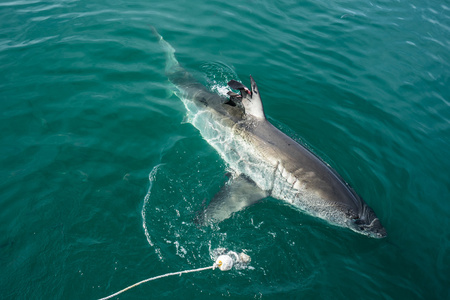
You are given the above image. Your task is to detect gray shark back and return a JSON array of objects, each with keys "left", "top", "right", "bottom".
[{"left": 234, "top": 98, "right": 385, "bottom": 238}]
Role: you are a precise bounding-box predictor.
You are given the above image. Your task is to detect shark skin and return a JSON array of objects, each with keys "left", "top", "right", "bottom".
[{"left": 152, "top": 28, "right": 386, "bottom": 238}]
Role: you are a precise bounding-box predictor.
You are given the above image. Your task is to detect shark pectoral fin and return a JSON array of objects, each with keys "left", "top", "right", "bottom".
[{"left": 197, "top": 174, "right": 268, "bottom": 225}]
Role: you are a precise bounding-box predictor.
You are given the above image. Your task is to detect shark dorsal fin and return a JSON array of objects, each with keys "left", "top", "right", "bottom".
[{"left": 227, "top": 76, "right": 265, "bottom": 119}]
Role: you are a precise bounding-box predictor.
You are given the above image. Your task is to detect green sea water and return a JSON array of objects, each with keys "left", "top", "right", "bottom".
[{"left": 1, "top": 0, "right": 449, "bottom": 299}]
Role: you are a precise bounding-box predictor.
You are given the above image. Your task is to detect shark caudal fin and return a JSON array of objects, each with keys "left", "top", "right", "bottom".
[{"left": 151, "top": 27, "right": 180, "bottom": 75}]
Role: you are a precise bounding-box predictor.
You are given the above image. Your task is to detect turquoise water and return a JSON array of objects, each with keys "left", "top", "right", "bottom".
[{"left": 1, "top": 0, "right": 449, "bottom": 299}]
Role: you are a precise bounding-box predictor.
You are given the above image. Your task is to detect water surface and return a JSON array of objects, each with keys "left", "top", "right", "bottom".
[{"left": 1, "top": 0, "right": 449, "bottom": 299}]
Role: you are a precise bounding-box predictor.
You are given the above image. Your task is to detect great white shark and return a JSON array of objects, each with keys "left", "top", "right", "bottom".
[{"left": 153, "top": 28, "right": 386, "bottom": 238}]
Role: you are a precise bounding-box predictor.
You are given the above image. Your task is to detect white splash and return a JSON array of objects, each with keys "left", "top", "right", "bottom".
[{"left": 210, "top": 84, "right": 231, "bottom": 97}]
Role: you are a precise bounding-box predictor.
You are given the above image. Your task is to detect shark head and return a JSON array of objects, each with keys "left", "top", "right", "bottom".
[
  {"left": 228, "top": 76, "right": 265, "bottom": 119},
  {"left": 349, "top": 203, "right": 387, "bottom": 238}
]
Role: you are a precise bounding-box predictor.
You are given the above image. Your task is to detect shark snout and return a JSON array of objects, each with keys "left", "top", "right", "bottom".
[{"left": 352, "top": 205, "right": 387, "bottom": 238}]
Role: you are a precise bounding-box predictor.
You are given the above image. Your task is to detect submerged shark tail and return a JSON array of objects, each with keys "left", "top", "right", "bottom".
[{"left": 151, "top": 27, "right": 180, "bottom": 75}]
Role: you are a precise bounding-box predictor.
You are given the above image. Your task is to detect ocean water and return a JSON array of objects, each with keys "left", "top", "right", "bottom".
[{"left": 1, "top": 0, "right": 449, "bottom": 299}]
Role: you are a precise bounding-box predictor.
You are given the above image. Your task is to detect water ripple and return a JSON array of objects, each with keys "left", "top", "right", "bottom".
[{"left": 1, "top": 0, "right": 449, "bottom": 298}]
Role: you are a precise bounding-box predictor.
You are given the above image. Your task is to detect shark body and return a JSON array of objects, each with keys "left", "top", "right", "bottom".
[{"left": 153, "top": 29, "right": 386, "bottom": 238}]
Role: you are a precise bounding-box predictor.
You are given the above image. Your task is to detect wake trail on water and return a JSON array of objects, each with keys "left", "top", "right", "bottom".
[{"left": 142, "top": 163, "right": 165, "bottom": 261}]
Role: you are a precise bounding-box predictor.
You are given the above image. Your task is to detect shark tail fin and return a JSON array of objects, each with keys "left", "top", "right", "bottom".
[{"left": 151, "top": 27, "right": 180, "bottom": 75}]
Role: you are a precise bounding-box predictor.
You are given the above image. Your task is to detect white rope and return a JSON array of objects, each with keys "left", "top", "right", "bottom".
[{"left": 98, "top": 265, "right": 214, "bottom": 300}]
